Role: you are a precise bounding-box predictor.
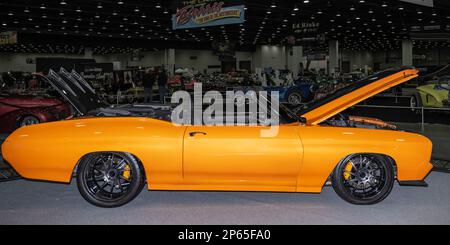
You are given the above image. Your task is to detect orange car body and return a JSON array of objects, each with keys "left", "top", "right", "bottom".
[{"left": 1, "top": 68, "right": 433, "bottom": 194}]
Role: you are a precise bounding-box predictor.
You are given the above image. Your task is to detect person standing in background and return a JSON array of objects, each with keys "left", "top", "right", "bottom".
[
  {"left": 142, "top": 68, "right": 156, "bottom": 103},
  {"left": 0, "top": 73, "right": 5, "bottom": 89},
  {"left": 158, "top": 67, "right": 168, "bottom": 104}
]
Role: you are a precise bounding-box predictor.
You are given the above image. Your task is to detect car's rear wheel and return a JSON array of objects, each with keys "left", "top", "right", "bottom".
[
  {"left": 77, "top": 152, "right": 145, "bottom": 208},
  {"left": 331, "top": 154, "right": 395, "bottom": 205},
  {"left": 18, "top": 115, "right": 40, "bottom": 127}
]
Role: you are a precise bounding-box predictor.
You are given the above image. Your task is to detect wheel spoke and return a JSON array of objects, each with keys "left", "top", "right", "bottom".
[
  {"left": 94, "top": 176, "right": 104, "bottom": 182},
  {"left": 93, "top": 166, "right": 105, "bottom": 175},
  {"left": 117, "top": 178, "right": 125, "bottom": 193},
  {"left": 83, "top": 153, "right": 137, "bottom": 204},
  {"left": 110, "top": 182, "right": 115, "bottom": 193},
  {"left": 109, "top": 154, "right": 115, "bottom": 168},
  {"left": 100, "top": 181, "right": 109, "bottom": 190},
  {"left": 119, "top": 175, "right": 129, "bottom": 181},
  {"left": 340, "top": 155, "right": 390, "bottom": 201},
  {"left": 349, "top": 160, "right": 358, "bottom": 171},
  {"left": 115, "top": 159, "right": 126, "bottom": 170}
]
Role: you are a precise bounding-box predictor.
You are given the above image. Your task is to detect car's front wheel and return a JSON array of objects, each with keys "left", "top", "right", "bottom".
[
  {"left": 331, "top": 154, "right": 395, "bottom": 205},
  {"left": 76, "top": 152, "right": 145, "bottom": 208},
  {"left": 287, "top": 91, "right": 303, "bottom": 105}
]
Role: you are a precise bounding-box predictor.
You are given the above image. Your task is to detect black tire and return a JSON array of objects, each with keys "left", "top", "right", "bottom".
[
  {"left": 410, "top": 93, "right": 422, "bottom": 112},
  {"left": 18, "top": 115, "right": 40, "bottom": 128},
  {"left": 331, "top": 154, "right": 395, "bottom": 205},
  {"left": 287, "top": 91, "right": 303, "bottom": 105},
  {"left": 77, "top": 152, "right": 145, "bottom": 208}
]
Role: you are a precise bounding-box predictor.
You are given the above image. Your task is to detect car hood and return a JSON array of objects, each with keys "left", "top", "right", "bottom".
[
  {"left": 38, "top": 68, "right": 106, "bottom": 115},
  {"left": 300, "top": 67, "right": 419, "bottom": 125}
]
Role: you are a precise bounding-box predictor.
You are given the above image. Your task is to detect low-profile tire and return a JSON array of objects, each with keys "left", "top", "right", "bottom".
[
  {"left": 331, "top": 154, "right": 395, "bottom": 205},
  {"left": 287, "top": 91, "right": 303, "bottom": 105},
  {"left": 77, "top": 152, "right": 145, "bottom": 208}
]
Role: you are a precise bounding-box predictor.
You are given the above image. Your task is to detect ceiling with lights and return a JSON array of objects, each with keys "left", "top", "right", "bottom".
[{"left": 0, "top": 0, "right": 450, "bottom": 55}]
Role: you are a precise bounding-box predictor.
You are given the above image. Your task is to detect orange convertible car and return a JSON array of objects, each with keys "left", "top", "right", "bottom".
[{"left": 2, "top": 68, "right": 433, "bottom": 207}]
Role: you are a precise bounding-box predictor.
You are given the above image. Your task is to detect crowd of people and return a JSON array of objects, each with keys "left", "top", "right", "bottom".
[{"left": 142, "top": 67, "right": 168, "bottom": 104}]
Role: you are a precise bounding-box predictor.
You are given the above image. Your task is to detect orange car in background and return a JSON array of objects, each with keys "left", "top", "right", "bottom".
[{"left": 2, "top": 68, "right": 433, "bottom": 207}]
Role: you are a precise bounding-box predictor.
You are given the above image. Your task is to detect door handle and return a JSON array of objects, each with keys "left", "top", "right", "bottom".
[{"left": 189, "top": 132, "right": 207, "bottom": 137}]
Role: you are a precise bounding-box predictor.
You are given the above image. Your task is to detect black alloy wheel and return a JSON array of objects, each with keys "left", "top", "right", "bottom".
[
  {"left": 77, "top": 152, "right": 145, "bottom": 208},
  {"left": 332, "top": 154, "right": 395, "bottom": 205}
]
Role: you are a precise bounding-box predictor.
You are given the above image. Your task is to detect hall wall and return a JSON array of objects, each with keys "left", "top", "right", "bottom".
[
  {"left": 1, "top": 47, "right": 449, "bottom": 74},
  {"left": 0, "top": 49, "right": 254, "bottom": 73}
]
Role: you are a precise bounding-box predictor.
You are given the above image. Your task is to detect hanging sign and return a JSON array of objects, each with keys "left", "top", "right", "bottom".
[
  {"left": 292, "top": 22, "right": 320, "bottom": 34},
  {"left": 173, "top": 0, "right": 245, "bottom": 30},
  {"left": 0, "top": 31, "right": 18, "bottom": 45},
  {"left": 291, "top": 22, "right": 326, "bottom": 45}
]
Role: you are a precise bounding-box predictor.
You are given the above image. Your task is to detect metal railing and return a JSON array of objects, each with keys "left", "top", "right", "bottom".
[
  {"left": 353, "top": 104, "right": 450, "bottom": 132},
  {"left": 371, "top": 94, "right": 413, "bottom": 104}
]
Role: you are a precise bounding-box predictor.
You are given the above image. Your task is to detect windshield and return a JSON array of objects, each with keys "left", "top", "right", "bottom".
[
  {"left": 438, "top": 76, "right": 450, "bottom": 89},
  {"left": 257, "top": 92, "right": 303, "bottom": 124},
  {"left": 279, "top": 103, "right": 303, "bottom": 124}
]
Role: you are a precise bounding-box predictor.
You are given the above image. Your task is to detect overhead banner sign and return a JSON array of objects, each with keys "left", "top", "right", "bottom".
[
  {"left": 0, "top": 31, "right": 18, "bottom": 45},
  {"left": 75, "top": 63, "right": 114, "bottom": 81},
  {"left": 291, "top": 22, "right": 326, "bottom": 46},
  {"left": 173, "top": 0, "right": 245, "bottom": 30},
  {"left": 400, "top": 0, "right": 434, "bottom": 7}
]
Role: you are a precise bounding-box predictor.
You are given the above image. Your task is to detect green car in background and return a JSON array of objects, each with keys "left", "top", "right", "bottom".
[{"left": 411, "top": 75, "right": 450, "bottom": 109}]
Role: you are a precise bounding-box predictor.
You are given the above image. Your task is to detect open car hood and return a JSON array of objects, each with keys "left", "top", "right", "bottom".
[
  {"left": 300, "top": 67, "right": 419, "bottom": 125},
  {"left": 37, "top": 68, "right": 106, "bottom": 115},
  {"left": 37, "top": 68, "right": 172, "bottom": 119}
]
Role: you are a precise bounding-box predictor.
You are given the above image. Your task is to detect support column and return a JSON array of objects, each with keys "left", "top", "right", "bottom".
[
  {"left": 253, "top": 45, "right": 263, "bottom": 71},
  {"left": 402, "top": 40, "right": 413, "bottom": 67},
  {"left": 84, "top": 47, "right": 93, "bottom": 59},
  {"left": 166, "top": 48, "right": 176, "bottom": 76},
  {"left": 328, "top": 40, "right": 339, "bottom": 76},
  {"left": 287, "top": 46, "right": 303, "bottom": 78}
]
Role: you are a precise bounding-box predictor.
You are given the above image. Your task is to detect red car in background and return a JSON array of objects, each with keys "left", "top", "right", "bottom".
[{"left": 0, "top": 75, "right": 71, "bottom": 133}]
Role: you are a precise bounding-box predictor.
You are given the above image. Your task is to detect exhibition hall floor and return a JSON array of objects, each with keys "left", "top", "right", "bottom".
[{"left": 0, "top": 172, "right": 448, "bottom": 225}]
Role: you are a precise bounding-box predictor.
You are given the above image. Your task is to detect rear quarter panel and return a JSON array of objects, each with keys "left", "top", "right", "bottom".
[{"left": 2, "top": 118, "right": 186, "bottom": 186}]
